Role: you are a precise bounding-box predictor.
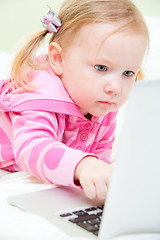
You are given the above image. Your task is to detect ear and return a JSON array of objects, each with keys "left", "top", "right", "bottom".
[{"left": 48, "top": 42, "right": 63, "bottom": 76}]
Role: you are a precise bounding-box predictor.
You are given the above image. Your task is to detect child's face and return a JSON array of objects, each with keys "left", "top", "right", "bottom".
[{"left": 60, "top": 23, "right": 147, "bottom": 117}]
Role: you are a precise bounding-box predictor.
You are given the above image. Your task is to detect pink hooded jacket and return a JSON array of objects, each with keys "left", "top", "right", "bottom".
[{"left": 0, "top": 67, "right": 117, "bottom": 188}]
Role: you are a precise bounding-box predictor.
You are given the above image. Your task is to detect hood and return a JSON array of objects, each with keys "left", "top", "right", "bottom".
[{"left": 0, "top": 69, "right": 84, "bottom": 118}]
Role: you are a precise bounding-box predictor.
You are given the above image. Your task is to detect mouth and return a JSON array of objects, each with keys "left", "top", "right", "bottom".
[{"left": 98, "top": 101, "right": 115, "bottom": 106}]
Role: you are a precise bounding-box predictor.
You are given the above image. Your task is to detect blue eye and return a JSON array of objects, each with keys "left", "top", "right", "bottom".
[
  {"left": 94, "top": 65, "right": 107, "bottom": 72},
  {"left": 123, "top": 71, "right": 134, "bottom": 77}
]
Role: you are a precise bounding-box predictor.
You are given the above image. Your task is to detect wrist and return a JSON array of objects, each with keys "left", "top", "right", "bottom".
[{"left": 74, "top": 156, "right": 99, "bottom": 182}]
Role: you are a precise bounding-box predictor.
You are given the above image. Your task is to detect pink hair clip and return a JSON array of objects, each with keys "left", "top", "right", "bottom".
[{"left": 41, "top": 6, "right": 61, "bottom": 33}]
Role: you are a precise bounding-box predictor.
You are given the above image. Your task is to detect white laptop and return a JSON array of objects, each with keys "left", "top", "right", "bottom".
[{"left": 8, "top": 80, "right": 160, "bottom": 240}]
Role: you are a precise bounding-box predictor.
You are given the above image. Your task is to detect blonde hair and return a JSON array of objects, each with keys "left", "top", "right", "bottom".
[{"left": 10, "top": 0, "right": 149, "bottom": 91}]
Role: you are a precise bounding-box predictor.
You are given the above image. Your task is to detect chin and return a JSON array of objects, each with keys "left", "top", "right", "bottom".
[{"left": 90, "top": 111, "right": 110, "bottom": 118}]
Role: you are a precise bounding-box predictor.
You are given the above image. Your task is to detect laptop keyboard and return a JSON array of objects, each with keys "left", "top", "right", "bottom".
[{"left": 59, "top": 205, "right": 104, "bottom": 236}]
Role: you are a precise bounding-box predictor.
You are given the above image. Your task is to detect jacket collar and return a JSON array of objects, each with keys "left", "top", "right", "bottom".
[{"left": 0, "top": 69, "right": 102, "bottom": 122}]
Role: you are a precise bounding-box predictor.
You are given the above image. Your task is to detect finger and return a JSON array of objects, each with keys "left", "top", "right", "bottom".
[
  {"left": 80, "top": 178, "right": 97, "bottom": 199},
  {"left": 95, "top": 181, "right": 108, "bottom": 200}
]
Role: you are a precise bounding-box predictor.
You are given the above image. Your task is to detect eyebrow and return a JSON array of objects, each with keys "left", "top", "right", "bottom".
[
  {"left": 97, "top": 56, "right": 141, "bottom": 70},
  {"left": 96, "top": 56, "right": 114, "bottom": 66},
  {"left": 125, "top": 66, "right": 141, "bottom": 71}
]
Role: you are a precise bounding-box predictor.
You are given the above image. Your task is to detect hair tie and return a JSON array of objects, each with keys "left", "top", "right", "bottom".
[{"left": 41, "top": 6, "right": 61, "bottom": 33}]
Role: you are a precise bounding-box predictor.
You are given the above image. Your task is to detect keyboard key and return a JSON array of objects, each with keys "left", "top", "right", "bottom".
[
  {"left": 93, "top": 230, "right": 99, "bottom": 236},
  {"left": 97, "top": 212, "right": 103, "bottom": 217},
  {"left": 97, "top": 205, "right": 104, "bottom": 210},
  {"left": 85, "top": 207, "right": 97, "bottom": 212},
  {"left": 69, "top": 214, "right": 97, "bottom": 223},
  {"left": 60, "top": 212, "right": 72, "bottom": 217},
  {"left": 77, "top": 222, "right": 99, "bottom": 232},
  {"left": 73, "top": 210, "right": 88, "bottom": 216},
  {"left": 87, "top": 218, "right": 100, "bottom": 225}
]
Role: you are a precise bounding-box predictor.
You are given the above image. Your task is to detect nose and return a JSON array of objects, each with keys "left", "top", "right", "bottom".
[{"left": 104, "top": 78, "right": 121, "bottom": 96}]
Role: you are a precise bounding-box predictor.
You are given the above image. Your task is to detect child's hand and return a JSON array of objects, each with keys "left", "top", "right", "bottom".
[{"left": 74, "top": 156, "right": 112, "bottom": 201}]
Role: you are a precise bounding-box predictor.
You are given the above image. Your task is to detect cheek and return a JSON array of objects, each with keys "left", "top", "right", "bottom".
[
  {"left": 120, "top": 83, "right": 133, "bottom": 104},
  {"left": 61, "top": 67, "right": 76, "bottom": 90}
]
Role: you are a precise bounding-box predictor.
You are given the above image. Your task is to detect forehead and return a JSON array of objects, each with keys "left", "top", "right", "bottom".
[
  {"left": 65, "top": 23, "right": 147, "bottom": 65},
  {"left": 71, "top": 23, "right": 119, "bottom": 48},
  {"left": 62, "top": 23, "right": 120, "bottom": 59}
]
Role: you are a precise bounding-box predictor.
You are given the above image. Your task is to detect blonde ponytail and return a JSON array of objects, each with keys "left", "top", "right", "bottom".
[{"left": 10, "top": 29, "right": 48, "bottom": 91}]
